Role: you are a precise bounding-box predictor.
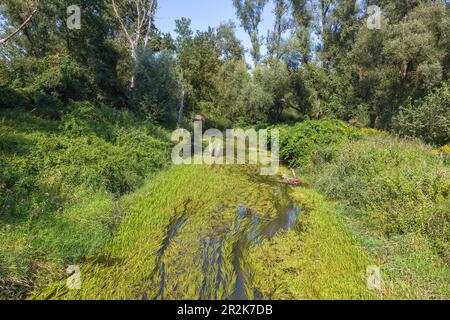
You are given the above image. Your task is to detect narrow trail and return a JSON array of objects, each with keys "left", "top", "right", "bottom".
[{"left": 33, "top": 164, "right": 377, "bottom": 300}]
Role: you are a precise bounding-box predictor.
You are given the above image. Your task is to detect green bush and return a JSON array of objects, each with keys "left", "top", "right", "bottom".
[
  {"left": 0, "top": 103, "right": 171, "bottom": 298},
  {"left": 393, "top": 82, "right": 450, "bottom": 146},
  {"left": 0, "top": 85, "right": 65, "bottom": 119},
  {"left": 313, "top": 135, "right": 450, "bottom": 261},
  {"left": 0, "top": 87, "right": 31, "bottom": 110},
  {"left": 29, "top": 55, "right": 90, "bottom": 102},
  {"left": 133, "top": 51, "right": 181, "bottom": 123},
  {"left": 272, "top": 119, "right": 361, "bottom": 169}
]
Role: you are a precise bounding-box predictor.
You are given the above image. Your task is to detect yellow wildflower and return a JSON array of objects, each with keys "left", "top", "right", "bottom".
[{"left": 440, "top": 145, "right": 450, "bottom": 155}]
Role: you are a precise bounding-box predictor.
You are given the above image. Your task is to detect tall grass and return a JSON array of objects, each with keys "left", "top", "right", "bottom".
[
  {"left": 0, "top": 102, "right": 171, "bottom": 299},
  {"left": 313, "top": 136, "right": 449, "bottom": 262},
  {"left": 276, "top": 121, "right": 450, "bottom": 299}
]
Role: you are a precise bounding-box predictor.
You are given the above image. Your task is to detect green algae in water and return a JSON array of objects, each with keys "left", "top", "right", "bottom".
[
  {"left": 142, "top": 183, "right": 301, "bottom": 300},
  {"left": 31, "top": 165, "right": 308, "bottom": 300}
]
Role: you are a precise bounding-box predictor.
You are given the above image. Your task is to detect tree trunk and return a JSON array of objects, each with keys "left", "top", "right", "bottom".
[
  {"left": 320, "top": 1, "right": 330, "bottom": 71},
  {"left": 130, "top": 47, "right": 138, "bottom": 88},
  {"left": 177, "top": 88, "right": 185, "bottom": 128},
  {"left": 400, "top": 59, "right": 409, "bottom": 99},
  {"left": 401, "top": 60, "right": 409, "bottom": 81}
]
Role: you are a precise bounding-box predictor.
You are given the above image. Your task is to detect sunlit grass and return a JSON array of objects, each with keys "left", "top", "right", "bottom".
[
  {"left": 251, "top": 188, "right": 379, "bottom": 300},
  {"left": 32, "top": 164, "right": 382, "bottom": 300}
]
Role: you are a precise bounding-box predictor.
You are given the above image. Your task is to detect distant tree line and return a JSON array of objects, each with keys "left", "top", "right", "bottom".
[{"left": 0, "top": 0, "right": 449, "bottom": 144}]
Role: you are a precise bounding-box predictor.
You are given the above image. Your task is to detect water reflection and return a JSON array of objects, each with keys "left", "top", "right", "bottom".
[{"left": 146, "top": 185, "right": 300, "bottom": 300}]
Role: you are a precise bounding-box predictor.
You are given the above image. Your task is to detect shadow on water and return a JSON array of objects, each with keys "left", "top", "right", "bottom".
[
  {"left": 227, "top": 188, "right": 301, "bottom": 300},
  {"left": 142, "top": 201, "right": 190, "bottom": 300},
  {"left": 145, "top": 184, "right": 300, "bottom": 300}
]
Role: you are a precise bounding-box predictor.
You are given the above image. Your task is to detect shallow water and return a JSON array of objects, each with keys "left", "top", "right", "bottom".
[{"left": 144, "top": 183, "right": 301, "bottom": 300}]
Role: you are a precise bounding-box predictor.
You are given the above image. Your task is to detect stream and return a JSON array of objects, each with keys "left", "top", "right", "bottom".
[{"left": 142, "top": 182, "right": 301, "bottom": 300}]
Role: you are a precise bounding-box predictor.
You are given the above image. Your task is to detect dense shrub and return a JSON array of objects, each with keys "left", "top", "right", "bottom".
[
  {"left": 133, "top": 51, "right": 181, "bottom": 123},
  {"left": 0, "top": 85, "right": 65, "bottom": 119},
  {"left": 0, "top": 87, "right": 31, "bottom": 110},
  {"left": 1, "top": 102, "right": 171, "bottom": 202},
  {"left": 393, "top": 82, "right": 450, "bottom": 146},
  {"left": 30, "top": 55, "right": 90, "bottom": 102},
  {"left": 0, "top": 103, "right": 171, "bottom": 298},
  {"left": 273, "top": 119, "right": 361, "bottom": 168},
  {"left": 313, "top": 135, "right": 450, "bottom": 261}
]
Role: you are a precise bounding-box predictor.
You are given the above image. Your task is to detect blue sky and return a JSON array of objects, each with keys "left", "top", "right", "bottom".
[
  {"left": 156, "top": 0, "right": 276, "bottom": 58},
  {"left": 0, "top": 1, "right": 278, "bottom": 60}
]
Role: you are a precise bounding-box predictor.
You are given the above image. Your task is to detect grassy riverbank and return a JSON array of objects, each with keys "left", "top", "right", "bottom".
[
  {"left": 2, "top": 108, "right": 448, "bottom": 300},
  {"left": 274, "top": 121, "right": 450, "bottom": 299},
  {"left": 32, "top": 164, "right": 380, "bottom": 300},
  {"left": 0, "top": 104, "right": 171, "bottom": 299}
]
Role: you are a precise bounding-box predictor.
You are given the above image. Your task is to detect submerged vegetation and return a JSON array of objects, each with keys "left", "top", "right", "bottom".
[{"left": 31, "top": 164, "right": 377, "bottom": 300}]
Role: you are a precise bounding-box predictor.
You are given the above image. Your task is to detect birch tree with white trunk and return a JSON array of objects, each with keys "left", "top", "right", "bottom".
[
  {"left": 0, "top": 8, "right": 38, "bottom": 45},
  {"left": 111, "top": 0, "right": 156, "bottom": 87}
]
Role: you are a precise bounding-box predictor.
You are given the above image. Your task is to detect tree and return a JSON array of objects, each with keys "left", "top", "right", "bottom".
[
  {"left": 174, "top": 19, "right": 222, "bottom": 117},
  {"left": 0, "top": 0, "right": 127, "bottom": 107},
  {"left": 267, "top": 0, "right": 290, "bottom": 59},
  {"left": 254, "top": 60, "right": 293, "bottom": 122},
  {"left": 393, "top": 81, "right": 450, "bottom": 145},
  {"left": 282, "top": 0, "right": 313, "bottom": 66},
  {"left": 0, "top": 7, "right": 38, "bottom": 45},
  {"left": 233, "top": 0, "right": 269, "bottom": 66},
  {"left": 318, "top": 0, "right": 332, "bottom": 42},
  {"left": 351, "top": 0, "right": 449, "bottom": 128},
  {"left": 111, "top": 0, "right": 157, "bottom": 87},
  {"left": 0, "top": 0, "right": 50, "bottom": 56},
  {"left": 212, "top": 59, "right": 250, "bottom": 125},
  {"left": 133, "top": 51, "right": 181, "bottom": 123},
  {"left": 216, "top": 21, "right": 245, "bottom": 61}
]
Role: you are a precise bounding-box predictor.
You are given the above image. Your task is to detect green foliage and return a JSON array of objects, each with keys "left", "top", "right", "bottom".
[
  {"left": 208, "top": 59, "right": 251, "bottom": 125},
  {"left": 232, "top": 0, "right": 268, "bottom": 65},
  {"left": 0, "top": 103, "right": 170, "bottom": 298},
  {"left": 313, "top": 135, "right": 450, "bottom": 262},
  {"left": 240, "top": 79, "right": 273, "bottom": 125},
  {"left": 254, "top": 60, "right": 293, "bottom": 123},
  {"left": 350, "top": 1, "right": 450, "bottom": 128},
  {"left": 216, "top": 22, "right": 245, "bottom": 61},
  {"left": 393, "top": 82, "right": 450, "bottom": 145},
  {"left": 273, "top": 119, "right": 360, "bottom": 168},
  {"left": 175, "top": 21, "right": 222, "bottom": 117},
  {"left": 0, "top": 0, "right": 126, "bottom": 107},
  {"left": 132, "top": 51, "right": 181, "bottom": 123},
  {"left": 0, "top": 87, "right": 31, "bottom": 109},
  {"left": 1, "top": 0, "right": 449, "bottom": 301},
  {"left": 30, "top": 55, "right": 90, "bottom": 101},
  {"left": 0, "top": 85, "right": 64, "bottom": 119}
]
